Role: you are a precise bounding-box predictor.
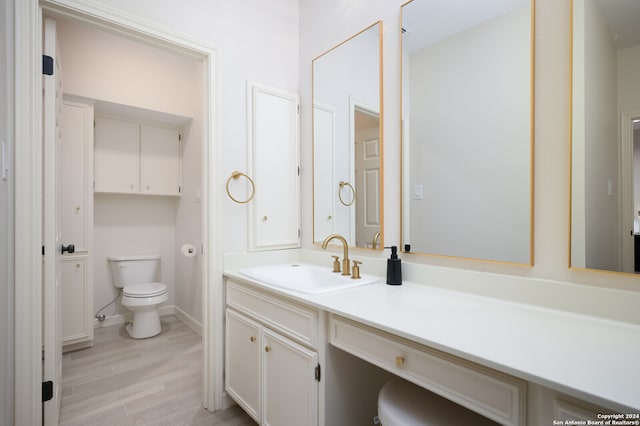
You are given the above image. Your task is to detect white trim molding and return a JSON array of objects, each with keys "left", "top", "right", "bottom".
[{"left": 14, "top": 1, "right": 43, "bottom": 425}]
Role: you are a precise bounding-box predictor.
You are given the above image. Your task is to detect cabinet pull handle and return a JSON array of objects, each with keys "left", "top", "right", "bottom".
[
  {"left": 250, "top": 336, "right": 256, "bottom": 342},
  {"left": 395, "top": 356, "right": 405, "bottom": 368},
  {"left": 264, "top": 345, "right": 271, "bottom": 353}
]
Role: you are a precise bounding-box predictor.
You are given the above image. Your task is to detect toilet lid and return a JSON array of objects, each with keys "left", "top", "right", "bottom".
[{"left": 124, "top": 282, "right": 167, "bottom": 298}]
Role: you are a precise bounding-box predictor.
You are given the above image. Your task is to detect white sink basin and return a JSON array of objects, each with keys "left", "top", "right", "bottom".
[{"left": 238, "top": 263, "right": 378, "bottom": 294}]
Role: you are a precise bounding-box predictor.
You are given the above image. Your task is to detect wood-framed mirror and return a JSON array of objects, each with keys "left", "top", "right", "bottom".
[
  {"left": 401, "top": 0, "right": 534, "bottom": 265},
  {"left": 313, "top": 21, "right": 384, "bottom": 249},
  {"left": 570, "top": 0, "right": 640, "bottom": 274}
]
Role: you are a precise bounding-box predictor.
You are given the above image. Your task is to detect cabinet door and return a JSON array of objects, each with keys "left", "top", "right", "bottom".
[
  {"left": 248, "top": 83, "right": 300, "bottom": 250},
  {"left": 262, "top": 328, "right": 318, "bottom": 426},
  {"left": 61, "top": 101, "right": 92, "bottom": 251},
  {"left": 61, "top": 257, "right": 91, "bottom": 344},
  {"left": 140, "top": 125, "right": 181, "bottom": 196},
  {"left": 225, "top": 310, "right": 261, "bottom": 422},
  {"left": 94, "top": 117, "right": 139, "bottom": 193}
]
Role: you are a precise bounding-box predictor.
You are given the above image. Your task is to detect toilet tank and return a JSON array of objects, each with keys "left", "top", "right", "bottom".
[{"left": 108, "top": 255, "right": 160, "bottom": 288}]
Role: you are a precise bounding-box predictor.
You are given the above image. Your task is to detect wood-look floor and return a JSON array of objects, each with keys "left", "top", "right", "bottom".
[{"left": 60, "top": 315, "right": 257, "bottom": 426}]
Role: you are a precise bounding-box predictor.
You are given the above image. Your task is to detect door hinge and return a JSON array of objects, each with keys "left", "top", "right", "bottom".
[
  {"left": 178, "top": 186, "right": 181, "bottom": 193},
  {"left": 42, "top": 245, "right": 45, "bottom": 256},
  {"left": 42, "top": 381, "right": 53, "bottom": 402},
  {"left": 178, "top": 134, "right": 181, "bottom": 142},
  {"left": 297, "top": 166, "right": 300, "bottom": 176},
  {"left": 42, "top": 55, "right": 54, "bottom": 76},
  {"left": 315, "top": 364, "right": 321, "bottom": 382},
  {"left": 297, "top": 104, "right": 300, "bottom": 114}
]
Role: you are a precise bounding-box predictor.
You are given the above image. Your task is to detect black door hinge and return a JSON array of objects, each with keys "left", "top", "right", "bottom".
[
  {"left": 315, "top": 364, "right": 321, "bottom": 382},
  {"left": 42, "top": 381, "right": 53, "bottom": 402},
  {"left": 42, "top": 55, "right": 54, "bottom": 76},
  {"left": 42, "top": 245, "right": 45, "bottom": 256}
]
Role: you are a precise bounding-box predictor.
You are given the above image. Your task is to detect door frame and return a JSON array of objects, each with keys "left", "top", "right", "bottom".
[{"left": 14, "top": 1, "right": 222, "bottom": 423}]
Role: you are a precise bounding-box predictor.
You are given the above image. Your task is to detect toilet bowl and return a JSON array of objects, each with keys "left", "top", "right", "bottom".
[{"left": 108, "top": 255, "right": 168, "bottom": 339}]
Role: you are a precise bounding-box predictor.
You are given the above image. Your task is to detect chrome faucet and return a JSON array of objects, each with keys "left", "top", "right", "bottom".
[{"left": 321, "top": 234, "right": 350, "bottom": 276}]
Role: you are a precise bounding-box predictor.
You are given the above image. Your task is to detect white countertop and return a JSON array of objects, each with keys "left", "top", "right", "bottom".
[{"left": 224, "top": 269, "right": 640, "bottom": 412}]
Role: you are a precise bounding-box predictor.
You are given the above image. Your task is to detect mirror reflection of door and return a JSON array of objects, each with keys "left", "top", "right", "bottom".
[{"left": 354, "top": 107, "right": 380, "bottom": 248}]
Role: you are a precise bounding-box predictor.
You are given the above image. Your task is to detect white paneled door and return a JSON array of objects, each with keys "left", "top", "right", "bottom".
[{"left": 43, "top": 17, "right": 64, "bottom": 426}]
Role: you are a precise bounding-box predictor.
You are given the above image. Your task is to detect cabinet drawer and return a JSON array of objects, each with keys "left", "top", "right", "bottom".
[
  {"left": 330, "top": 315, "right": 526, "bottom": 426},
  {"left": 227, "top": 280, "right": 318, "bottom": 347}
]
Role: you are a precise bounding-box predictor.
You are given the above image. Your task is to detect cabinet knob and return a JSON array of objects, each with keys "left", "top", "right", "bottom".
[
  {"left": 264, "top": 345, "right": 271, "bottom": 353},
  {"left": 262, "top": 216, "right": 268, "bottom": 221},
  {"left": 250, "top": 336, "right": 256, "bottom": 342},
  {"left": 76, "top": 263, "right": 81, "bottom": 268},
  {"left": 395, "top": 356, "right": 405, "bottom": 368},
  {"left": 147, "top": 185, "right": 150, "bottom": 190},
  {"left": 75, "top": 205, "right": 80, "bottom": 212},
  {"left": 130, "top": 184, "right": 134, "bottom": 190}
]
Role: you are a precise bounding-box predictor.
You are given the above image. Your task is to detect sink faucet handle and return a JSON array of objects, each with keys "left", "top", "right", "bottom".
[
  {"left": 331, "top": 255, "right": 341, "bottom": 273},
  {"left": 351, "top": 260, "right": 362, "bottom": 279}
]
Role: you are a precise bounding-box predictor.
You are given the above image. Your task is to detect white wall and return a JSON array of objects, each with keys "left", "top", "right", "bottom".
[
  {"left": 407, "top": 6, "right": 530, "bottom": 263},
  {"left": 57, "top": 18, "right": 205, "bottom": 320},
  {"left": 0, "top": 0, "right": 14, "bottom": 423},
  {"left": 618, "top": 45, "right": 640, "bottom": 114}
]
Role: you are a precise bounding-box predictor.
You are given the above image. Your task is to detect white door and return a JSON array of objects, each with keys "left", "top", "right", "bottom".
[
  {"left": 43, "top": 18, "right": 65, "bottom": 426},
  {"left": 354, "top": 110, "right": 381, "bottom": 248}
]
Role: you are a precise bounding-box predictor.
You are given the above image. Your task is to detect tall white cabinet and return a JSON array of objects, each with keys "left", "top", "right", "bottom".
[
  {"left": 247, "top": 82, "right": 300, "bottom": 250},
  {"left": 60, "top": 100, "right": 94, "bottom": 350}
]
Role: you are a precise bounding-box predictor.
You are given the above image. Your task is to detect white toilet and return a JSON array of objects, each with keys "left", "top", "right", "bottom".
[{"left": 108, "top": 255, "right": 168, "bottom": 339}]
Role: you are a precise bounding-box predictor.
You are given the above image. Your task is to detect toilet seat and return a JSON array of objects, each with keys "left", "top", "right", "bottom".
[{"left": 123, "top": 282, "right": 167, "bottom": 298}]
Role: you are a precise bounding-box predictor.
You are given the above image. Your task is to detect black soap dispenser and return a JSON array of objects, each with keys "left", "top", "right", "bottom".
[{"left": 386, "top": 246, "right": 402, "bottom": 286}]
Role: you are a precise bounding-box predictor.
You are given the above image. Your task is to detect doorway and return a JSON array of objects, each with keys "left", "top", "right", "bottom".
[{"left": 14, "top": 2, "right": 222, "bottom": 423}]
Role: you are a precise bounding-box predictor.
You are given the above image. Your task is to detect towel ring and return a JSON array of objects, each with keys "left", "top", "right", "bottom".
[
  {"left": 338, "top": 181, "right": 355, "bottom": 206},
  {"left": 226, "top": 171, "right": 255, "bottom": 204}
]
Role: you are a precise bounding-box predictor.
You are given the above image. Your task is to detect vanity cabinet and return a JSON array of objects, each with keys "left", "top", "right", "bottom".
[
  {"left": 225, "top": 280, "right": 319, "bottom": 425},
  {"left": 94, "top": 116, "right": 181, "bottom": 196},
  {"left": 60, "top": 100, "right": 93, "bottom": 350}
]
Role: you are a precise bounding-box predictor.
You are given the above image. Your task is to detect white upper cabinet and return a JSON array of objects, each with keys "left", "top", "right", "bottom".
[
  {"left": 94, "top": 116, "right": 181, "bottom": 196},
  {"left": 247, "top": 82, "right": 300, "bottom": 251},
  {"left": 94, "top": 117, "right": 139, "bottom": 194},
  {"left": 140, "top": 125, "right": 181, "bottom": 196}
]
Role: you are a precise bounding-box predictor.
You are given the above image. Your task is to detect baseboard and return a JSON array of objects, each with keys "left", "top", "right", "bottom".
[
  {"left": 93, "top": 305, "right": 176, "bottom": 329},
  {"left": 173, "top": 306, "right": 203, "bottom": 335}
]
